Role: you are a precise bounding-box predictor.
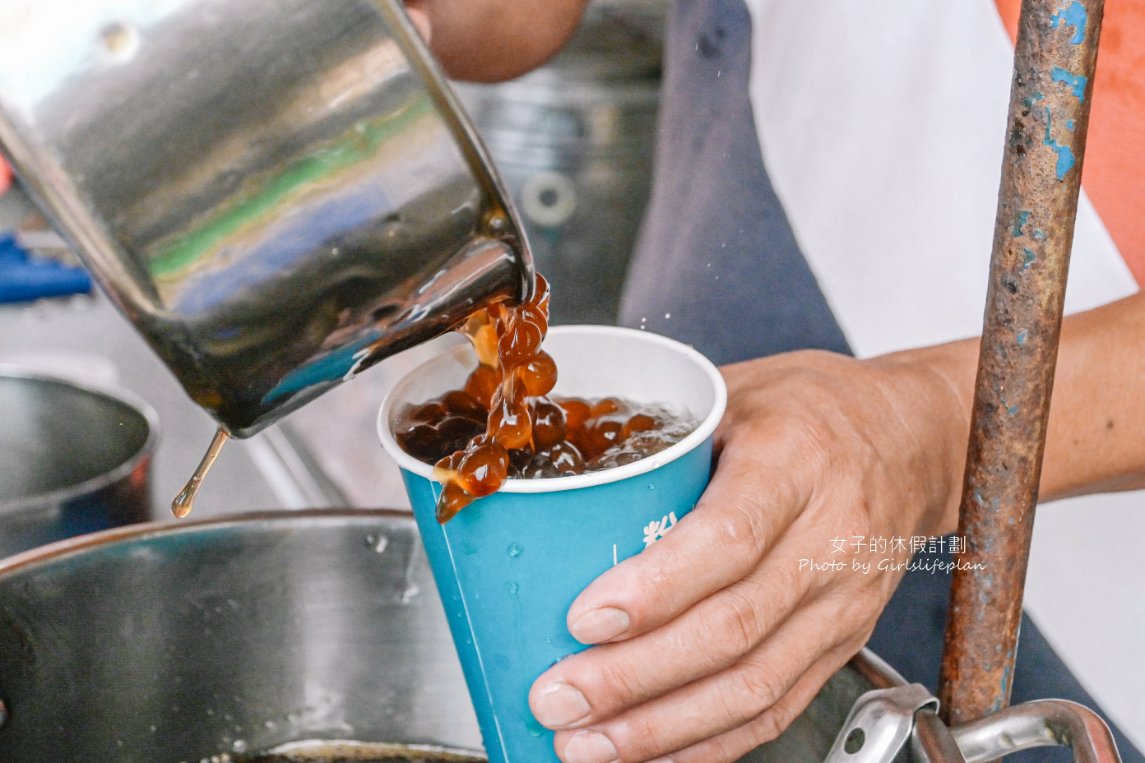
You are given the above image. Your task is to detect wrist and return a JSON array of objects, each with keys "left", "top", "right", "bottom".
[{"left": 869, "top": 339, "right": 978, "bottom": 537}]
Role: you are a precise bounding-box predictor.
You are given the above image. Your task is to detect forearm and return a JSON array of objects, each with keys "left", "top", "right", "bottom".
[
  {"left": 405, "top": 0, "right": 589, "bottom": 82},
  {"left": 1041, "top": 291, "right": 1145, "bottom": 498},
  {"left": 903, "top": 290, "right": 1145, "bottom": 517}
]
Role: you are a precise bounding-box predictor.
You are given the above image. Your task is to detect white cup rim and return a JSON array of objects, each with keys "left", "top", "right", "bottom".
[{"left": 377, "top": 325, "right": 727, "bottom": 494}]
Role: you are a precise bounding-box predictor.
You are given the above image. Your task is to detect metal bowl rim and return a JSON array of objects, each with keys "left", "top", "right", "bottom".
[
  {"left": 258, "top": 738, "right": 487, "bottom": 761},
  {"left": 0, "top": 508, "right": 410, "bottom": 575},
  {"left": 0, "top": 363, "right": 160, "bottom": 514}
]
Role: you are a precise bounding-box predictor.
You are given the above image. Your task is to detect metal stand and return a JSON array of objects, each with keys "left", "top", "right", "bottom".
[{"left": 938, "top": 0, "right": 1105, "bottom": 728}]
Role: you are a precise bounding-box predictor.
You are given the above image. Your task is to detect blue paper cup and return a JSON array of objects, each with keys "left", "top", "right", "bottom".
[{"left": 378, "top": 325, "right": 726, "bottom": 763}]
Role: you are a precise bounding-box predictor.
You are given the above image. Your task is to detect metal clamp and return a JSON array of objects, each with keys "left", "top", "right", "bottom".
[
  {"left": 826, "top": 688, "right": 1122, "bottom": 763},
  {"left": 823, "top": 684, "right": 938, "bottom": 763},
  {"left": 948, "top": 700, "right": 1122, "bottom": 763}
]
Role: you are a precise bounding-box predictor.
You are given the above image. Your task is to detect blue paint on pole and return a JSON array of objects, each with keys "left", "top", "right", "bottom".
[
  {"left": 1022, "top": 248, "right": 1037, "bottom": 269},
  {"left": 1051, "top": 66, "right": 1087, "bottom": 102},
  {"left": 1051, "top": 1, "right": 1087, "bottom": 45},
  {"left": 1016, "top": 329, "right": 1028, "bottom": 345},
  {"left": 1066, "top": 119, "right": 1076, "bottom": 131},
  {"left": 1032, "top": 229, "right": 1047, "bottom": 241},
  {"left": 1012, "top": 210, "right": 1031, "bottom": 237},
  {"left": 1043, "top": 107, "right": 1077, "bottom": 180},
  {"left": 1023, "top": 92, "right": 1047, "bottom": 110}
]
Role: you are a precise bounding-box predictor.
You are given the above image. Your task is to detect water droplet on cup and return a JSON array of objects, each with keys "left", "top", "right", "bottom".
[
  {"left": 507, "top": 543, "right": 522, "bottom": 558},
  {"left": 505, "top": 582, "right": 520, "bottom": 595}
]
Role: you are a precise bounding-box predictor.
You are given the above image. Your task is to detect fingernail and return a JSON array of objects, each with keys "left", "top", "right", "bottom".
[
  {"left": 569, "top": 607, "right": 630, "bottom": 643},
  {"left": 533, "top": 682, "right": 591, "bottom": 728},
  {"left": 563, "top": 730, "right": 618, "bottom": 763}
]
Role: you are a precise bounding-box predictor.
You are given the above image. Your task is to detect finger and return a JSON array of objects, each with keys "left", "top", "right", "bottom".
[
  {"left": 662, "top": 645, "right": 858, "bottom": 763},
  {"left": 550, "top": 600, "right": 865, "bottom": 763},
  {"left": 566, "top": 438, "right": 812, "bottom": 645},
  {"left": 531, "top": 528, "right": 819, "bottom": 728}
]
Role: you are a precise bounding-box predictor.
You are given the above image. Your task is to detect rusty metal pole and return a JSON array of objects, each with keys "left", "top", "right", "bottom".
[{"left": 938, "top": 0, "right": 1104, "bottom": 728}]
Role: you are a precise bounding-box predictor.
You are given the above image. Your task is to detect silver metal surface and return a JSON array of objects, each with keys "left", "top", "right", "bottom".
[
  {"left": 0, "top": 511, "right": 484, "bottom": 762},
  {"left": 0, "top": 0, "right": 532, "bottom": 437},
  {"left": 246, "top": 425, "right": 352, "bottom": 509},
  {"left": 247, "top": 739, "right": 486, "bottom": 761},
  {"left": 0, "top": 508, "right": 1112, "bottom": 762},
  {"left": 821, "top": 682, "right": 1123, "bottom": 763},
  {"left": 0, "top": 365, "right": 157, "bottom": 557},
  {"left": 951, "top": 700, "right": 1122, "bottom": 763},
  {"left": 0, "top": 510, "right": 914, "bottom": 763},
  {"left": 822, "top": 684, "right": 938, "bottom": 763},
  {"left": 911, "top": 712, "right": 969, "bottom": 763},
  {"left": 0, "top": 284, "right": 289, "bottom": 521}
]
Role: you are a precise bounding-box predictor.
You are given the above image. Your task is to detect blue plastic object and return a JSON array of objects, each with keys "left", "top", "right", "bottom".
[
  {"left": 380, "top": 325, "right": 728, "bottom": 762},
  {"left": 401, "top": 439, "right": 714, "bottom": 763},
  {"left": 0, "top": 233, "right": 91, "bottom": 303}
]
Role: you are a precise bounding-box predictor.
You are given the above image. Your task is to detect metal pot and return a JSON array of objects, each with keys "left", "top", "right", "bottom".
[
  {"left": 0, "top": 512, "right": 1118, "bottom": 762},
  {"left": 0, "top": 0, "right": 532, "bottom": 437},
  {"left": 0, "top": 366, "right": 156, "bottom": 558},
  {"left": 0, "top": 511, "right": 483, "bottom": 762}
]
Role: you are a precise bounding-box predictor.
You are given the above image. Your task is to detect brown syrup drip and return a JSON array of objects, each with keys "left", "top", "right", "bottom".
[
  {"left": 394, "top": 274, "right": 694, "bottom": 523},
  {"left": 171, "top": 427, "right": 229, "bottom": 518}
]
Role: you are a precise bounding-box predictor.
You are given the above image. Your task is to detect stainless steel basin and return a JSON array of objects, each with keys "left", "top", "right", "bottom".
[
  {"left": 0, "top": 511, "right": 483, "bottom": 761},
  {"left": 0, "top": 511, "right": 939, "bottom": 762}
]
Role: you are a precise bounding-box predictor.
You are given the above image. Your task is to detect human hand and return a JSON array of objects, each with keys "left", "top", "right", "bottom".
[
  {"left": 402, "top": 0, "right": 587, "bottom": 82},
  {"left": 0, "top": 155, "right": 10, "bottom": 196},
  {"left": 528, "top": 347, "right": 973, "bottom": 762}
]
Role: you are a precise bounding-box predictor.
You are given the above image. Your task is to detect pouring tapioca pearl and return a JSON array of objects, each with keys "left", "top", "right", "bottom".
[
  {"left": 426, "top": 274, "right": 555, "bottom": 521},
  {"left": 513, "top": 352, "right": 558, "bottom": 396},
  {"left": 433, "top": 438, "right": 509, "bottom": 496},
  {"left": 393, "top": 273, "right": 696, "bottom": 523},
  {"left": 529, "top": 398, "right": 566, "bottom": 451}
]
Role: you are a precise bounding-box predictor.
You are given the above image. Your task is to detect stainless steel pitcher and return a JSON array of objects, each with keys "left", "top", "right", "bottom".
[{"left": 0, "top": 0, "right": 533, "bottom": 437}]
